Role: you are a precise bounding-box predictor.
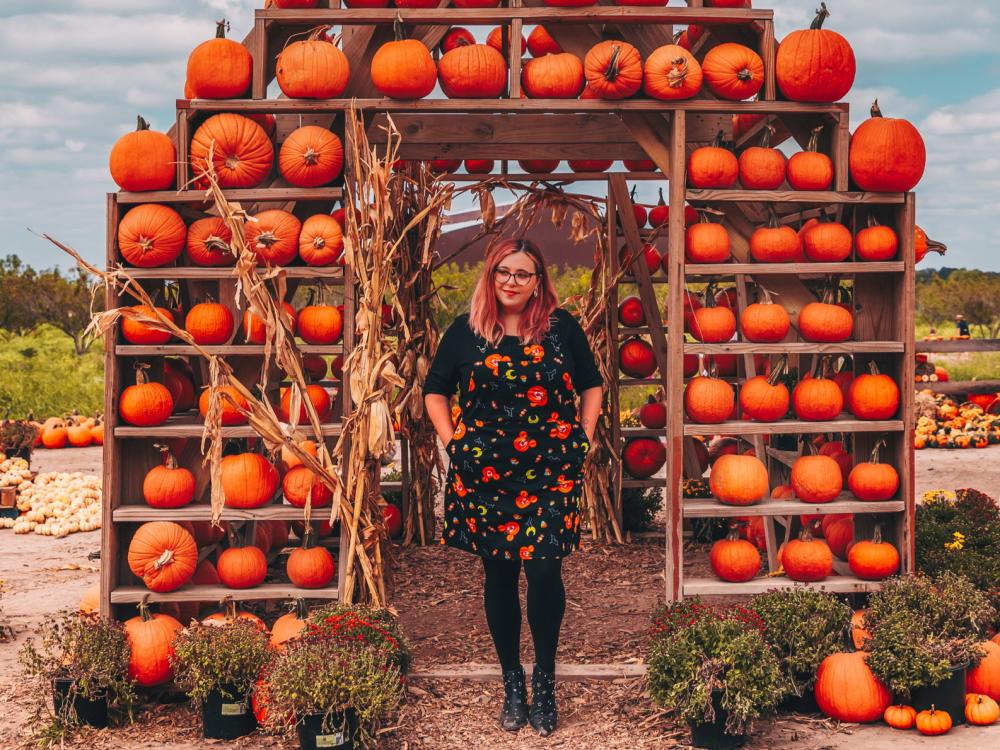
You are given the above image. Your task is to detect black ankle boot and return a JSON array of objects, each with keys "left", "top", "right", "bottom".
[
  {"left": 528, "top": 665, "right": 557, "bottom": 736},
  {"left": 499, "top": 665, "right": 528, "bottom": 731}
]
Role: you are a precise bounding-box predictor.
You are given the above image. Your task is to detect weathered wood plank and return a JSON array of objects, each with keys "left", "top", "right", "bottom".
[
  {"left": 257, "top": 8, "right": 774, "bottom": 24},
  {"left": 111, "top": 584, "right": 340, "bottom": 603},
  {"left": 684, "top": 575, "right": 884, "bottom": 596},
  {"left": 409, "top": 663, "right": 648, "bottom": 681},
  {"left": 683, "top": 417, "right": 905, "bottom": 437},
  {"left": 916, "top": 339, "right": 1000, "bottom": 353},
  {"left": 682, "top": 497, "right": 905, "bottom": 518}
]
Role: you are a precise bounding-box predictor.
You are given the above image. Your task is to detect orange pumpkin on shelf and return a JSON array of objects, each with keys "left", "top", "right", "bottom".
[
  {"left": 848, "top": 526, "right": 900, "bottom": 580},
  {"left": 791, "top": 454, "right": 843, "bottom": 503},
  {"left": 297, "top": 304, "right": 343, "bottom": 345},
  {"left": 775, "top": 3, "right": 856, "bottom": 103},
  {"left": 283, "top": 466, "right": 334, "bottom": 509},
  {"left": 847, "top": 362, "right": 900, "bottom": 420},
  {"left": 243, "top": 301, "right": 297, "bottom": 344},
  {"left": 438, "top": 44, "right": 508, "bottom": 98},
  {"left": 485, "top": 26, "right": 526, "bottom": 56},
  {"left": 198, "top": 385, "right": 249, "bottom": 425},
  {"left": 738, "top": 125, "right": 786, "bottom": 190},
  {"left": 685, "top": 373, "right": 735, "bottom": 425},
  {"left": 279, "top": 126, "right": 343, "bottom": 188},
  {"left": 190, "top": 113, "right": 274, "bottom": 189},
  {"left": 127, "top": 521, "right": 198, "bottom": 593},
  {"left": 798, "top": 301, "right": 853, "bottom": 343},
  {"left": 370, "top": 26, "right": 437, "bottom": 99},
  {"left": 221, "top": 453, "right": 279, "bottom": 509},
  {"left": 709, "top": 454, "right": 768, "bottom": 506},
  {"left": 850, "top": 100, "right": 926, "bottom": 192},
  {"left": 245, "top": 209, "right": 302, "bottom": 266},
  {"left": 739, "top": 362, "right": 790, "bottom": 422},
  {"left": 185, "top": 301, "right": 235, "bottom": 345},
  {"left": 709, "top": 526, "right": 761, "bottom": 582},
  {"left": 143, "top": 446, "right": 195, "bottom": 509},
  {"left": 702, "top": 43, "right": 764, "bottom": 101},
  {"left": 855, "top": 216, "right": 899, "bottom": 261},
  {"left": 117, "top": 204, "right": 186, "bottom": 268},
  {"left": 275, "top": 27, "right": 350, "bottom": 99},
  {"left": 689, "top": 287, "right": 737, "bottom": 343},
  {"left": 740, "top": 289, "right": 790, "bottom": 342},
  {"left": 847, "top": 441, "right": 899, "bottom": 500},
  {"left": 522, "top": 52, "right": 585, "bottom": 98},
  {"left": 279, "top": 384, "right": 332, "bottom": 423},
  {"left": 688, "top": 131, "right": 738, "bottom": 188},
  {"left": 782, "top": 527, "right": 833, "bottom": 581},
  {"left": 186, "top": 217, "right": 235, "bottom": 267},
  {"left": 801, "top": 217, "right": 853, "bottom": 262},
  {"left": 286, "top": 529, "right": 337, "bottom": 589},
  {"left": 217, "top": 544, "right": 268, "bottom": 589},
  {"left": 584, "top": 40, "right": 643, "bottom": 100},
  {"left": 643, "top": 44, "right": 702, "bottom": 100},
  {"left": 121, "top": 305, "right": 173, "bottom": 345},
  {"left": 109, "top": 115, "right": 176, "bottom": 192},
  {"left": 685, "top": 218, "right": 730, "bottom": 264},
  {"left": 120, "top": 368, "right": 174, "bottom": 427},
  {"left": 186, "top": 21, "right": 252, "bottom": 99},
  {"left": 786, "top": 125, "right": 833, "bottom": 191},
  {"left": 527, "top": 25, "right": 562, "bottom": 58}
]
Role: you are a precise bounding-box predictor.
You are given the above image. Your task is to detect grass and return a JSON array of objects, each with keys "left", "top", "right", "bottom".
[
  {"left": 916, "top": 321, "right": 1000, "bottom": 382},
  {"left": 0, "top": 326, "right": 104, "bottom": 419}
]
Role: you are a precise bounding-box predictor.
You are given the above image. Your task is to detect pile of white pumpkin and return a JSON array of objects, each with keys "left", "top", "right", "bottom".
[
  {"left": 0, "top": 454, "right": 33, "bottom": 490},
  {"left": 0, "top": 471, "right": 102, "bottom": 537}
]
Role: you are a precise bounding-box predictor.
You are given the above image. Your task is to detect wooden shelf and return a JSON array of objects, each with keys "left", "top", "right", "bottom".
[
  {"left": 682, "top": 495, "right": 905, "bottom": 518},
  {"left": 916, "top": 339, "right": 1000, "bottom": 353},
  {"left": 116, "top": 266, "right": 345, "bottom": 280},
  {"left": 622, "top": 477, "right": 667, "bottom": 488},
  {"left": 114, "top": 417, "right": 341, "bottom": 438},
  {"left": 684, "top": 261, "right": 904, "bottom": 276},
  {"left": 115, "top": 188, "right": 343, "bottom": 204},
  {"left": 184, "top": 100, "right": 844, "bottom": 116},
  {"left": 686, "top": 190, "right": 905, "bottom": 204},
  {"left": 116, "top": 344, "right": 342, "bottom": 356},
  {"left": 683, "top": 416, "right": 903, "bottom": 436},
  {"left": 621, "top": 428, "right": 666, "bottom": 438},
  {"left": 110, "top": 583, "right": 339, "bottom": 604},
  {"left": 256, "top": 7, "right": 775, "bottom": 25},
  {"left": 684, "top": 341, "right": 905, "bottom": 355},
  {"left": 683, "top": 575, "right": 884, "bottom": 596},
  {"left": 619, "top": 378, "right": 667, "bottom": 386},
  {"left": 112, "top": 505, "right": 339, "bottom": 522}
]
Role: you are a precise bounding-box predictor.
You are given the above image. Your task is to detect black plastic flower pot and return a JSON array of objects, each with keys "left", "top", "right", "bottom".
[
  {"left": 202, "top": 684, "right": 258, "bottom": 740},
  {"left": 52, "top": 678, "right": 108, "bottom": 728},
  {"left": 297, "top": 710, "right": 357, "bottom": 750},
  {"left": 687, "top": 690, "right": 747, "bottom": 750},
  {"left": 779, "top": 687, "right": 818, "bottom": 714},
  {"left": 910, "top": 664, "right": 967, "bottom": 726}
]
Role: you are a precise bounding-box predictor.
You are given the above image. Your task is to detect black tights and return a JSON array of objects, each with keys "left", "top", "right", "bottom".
[{"left": 481, "top": 557, "right": 566, "bottom": 673}]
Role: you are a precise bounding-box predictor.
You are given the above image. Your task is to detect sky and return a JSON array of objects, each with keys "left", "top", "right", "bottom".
[{"left": 1, "top": 0, "right": 998, "bottom": 272}]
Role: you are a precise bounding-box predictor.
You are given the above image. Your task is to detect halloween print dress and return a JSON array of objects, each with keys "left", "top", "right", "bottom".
[{"left": 423, "top": 308, "right": 604, "bottom": 560}]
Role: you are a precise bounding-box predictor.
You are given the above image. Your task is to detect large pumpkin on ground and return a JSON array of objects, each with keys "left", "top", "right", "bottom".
[
  {"left": 124, "top": 601, "right": 183, "bottom": 687},
  {"left": 815, "top": 651, "right": 891, "bottom": 723},
  {"left": 967, "top": 641, "right": 1000, "bottom": 700}
]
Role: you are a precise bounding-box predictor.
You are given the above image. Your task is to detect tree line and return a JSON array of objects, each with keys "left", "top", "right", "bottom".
[{"left": 916, "top": 269, "right": 1000, "bottom": 338}]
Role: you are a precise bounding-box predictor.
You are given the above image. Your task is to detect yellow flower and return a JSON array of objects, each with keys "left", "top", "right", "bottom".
[
  {"left": 944, "top": 531, "right": 965, "bottom": 551},
  {"left": 923, "top": 490, "right": 956, "bottom": 508}
]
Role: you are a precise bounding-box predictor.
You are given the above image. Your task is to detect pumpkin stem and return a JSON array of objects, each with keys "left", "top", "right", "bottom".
[
  {"left": 215, "top": 19, "right": 229, "bottom": 39},
  {"left": 867, "top": 360, "right": 881, "bottom": 376},
  {"left": 870, "top": 99, "right": 883, "bottom": 118},
  {"left": 153, "top": 548, "right": 175, "bottom": 571},
  {"left": 870, "top": 439, "right": 885, "bottom": 464},
  {"left": 872, "top": 524, "right": 883, "bottom": 545},
  {"left": 136, "top": 115, "right": 151, "bottom": 132},
  {"left": 302, "top": 525, "right": 316, "bottom": 550},
  {"left": 666, "top": 55, "right": 692, "bottom": 89},
  {"left": 223, "top": 597, "right": 237, "bottom": 621},
  {"left": 293, "top": 597, "right": 308, "bottom": 620},
  {"left": 134, "top": 362, "right": 151, "bottom": 385},
  {"left": 155, "top": 443, "right": 178, "bottom": 470},
  {"left": 758, "top": 124, "right": 774, "bottom": 149},
  {"left": 737, "top": 67, "right": 754, "bottom": 82},
  {"left": 138, "top": 597, "right": 154, "bottom": 622},
  {"left": 767, "top": 355, "right": 788, "bottom": 385},
  {"left": 656, "top": 187, "right": 666, "bottom": 207},
  {"left": 702, "top": 281, "right": 718, "bottom": 308},
  {"left": 393, "top": 14, "right": 406, "bottom": 43},
  {"left": 726, "top": 523, "right": 742, "bottom": 542},
  {"left": 765, "top": 207, "right": 780, "bottom": 229},
  {"left": 811, "top": 2, "right": 831, "bottom": 30},
  {"left": 711, "top": 130, "right": 727, "bottom": 150},
  {"left": 604, "top": 44, "right": 622, "bottom": 82},
  {"left": 806, "top": 124, "right": 824, "bottom": 153},
  {"left": 303, "top": 147, "right": 320, "bottom": 166}
]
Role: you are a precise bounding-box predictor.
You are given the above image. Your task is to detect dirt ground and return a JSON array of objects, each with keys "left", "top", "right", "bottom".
[{"left": 0, "top": 445, "right": 998, "bottom": 749}]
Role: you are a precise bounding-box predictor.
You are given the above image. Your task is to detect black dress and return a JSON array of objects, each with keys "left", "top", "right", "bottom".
[{"left": 423, "top": 308, "right": 604, "bottom": 561}]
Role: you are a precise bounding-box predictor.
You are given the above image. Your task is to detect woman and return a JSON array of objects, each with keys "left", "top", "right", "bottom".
[{"left": 423, "top": 239, "right": 603, "bottom": 736}]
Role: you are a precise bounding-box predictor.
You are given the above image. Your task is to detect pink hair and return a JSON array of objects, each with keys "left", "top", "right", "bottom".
[{"left": 469, "top": 239, "right": 558, "bottom": 347}]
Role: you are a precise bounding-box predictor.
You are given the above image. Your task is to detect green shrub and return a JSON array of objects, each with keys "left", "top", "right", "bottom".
[
  {"left": 621, "top": 486, "right": 661, "bottom": 532},
  {"left": 916, "top": 488, "right": 1000, "bottom": 616},
  {"left": 751, "top": 589, "right": 852, "bottom": 698}
]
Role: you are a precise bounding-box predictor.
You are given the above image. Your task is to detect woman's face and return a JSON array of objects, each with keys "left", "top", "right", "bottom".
[{"left": 493, "top": 251, "right": 539, "bottom": 313}]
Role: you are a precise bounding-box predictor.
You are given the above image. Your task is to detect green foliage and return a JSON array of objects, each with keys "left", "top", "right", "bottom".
[
  {"left": 916, "top": 488, "right": 1000, "bottom": 615},
  {"left": 647, "top": 613, "right": 784, "bottom": 736},
  {"left": 864, "top": 572, "right": 996, "bottom": 697},
  {"left": 621, "top": 486, "right": 662, "bottom": 532},
  {"left": 750, "top": 589, "right": 852, "bottom": 698},
  {"left": 19, "top": 611, "right": 136, "bottom": 745},
  {"left": 0, "top": 256, "right": 102, "bottom": 355},
  {"left": 171, "top": 620, "right": 272, "bottom": 704},
  {"left": 264, "top": 635, "right": 402, "bottom": 744},
  {"left": 0, "top": 325, "right": 104, "bottom": 418},
  {"left": 916, "top": 268, "right": 1000, "bottom": 337}
]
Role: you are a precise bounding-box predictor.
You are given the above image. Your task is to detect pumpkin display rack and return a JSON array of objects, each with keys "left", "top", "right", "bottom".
[{"left": 100, "top": 0, "right": 917, "bottom": 614}]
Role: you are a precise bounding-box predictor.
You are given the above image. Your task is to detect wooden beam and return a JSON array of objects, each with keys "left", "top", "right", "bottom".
[
  {"left": 922, "top": 380, "right": 1000, "bottom": 396},
  {"left": 917, "top": 339, "right": 1000, "bottom": 353},
  {"left": 256, "top": 7, "right": 774, "bottom": 24}
]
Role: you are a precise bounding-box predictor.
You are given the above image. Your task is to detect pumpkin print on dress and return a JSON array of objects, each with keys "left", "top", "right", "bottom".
[{"left": 432, "top": 311, "right": 599, "bottom": 561}]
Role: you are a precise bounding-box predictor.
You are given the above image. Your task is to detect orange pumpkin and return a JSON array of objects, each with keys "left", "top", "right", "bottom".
[
  {"left": 643, "top": 44, "right": 702, "bottom": 100},
  {"left": 276, "top": 28, "right": 351, "bottom": 99},
  {"left": 741, "top": 289, "right": 790, "bottom": 342},
  {"left": 848, "top": 441, "right": 899, "bottom": 500},
  {"left": 186, "top": 21, "right": 252, "bottom": 99},
  {"left": 282, "top": 466, "right": 334, "bottom": 509},
  {"left": 370, "top": 31, "right": 437, "bottom": 99},
  {"left": 791, "top": 454, "right": 843, "bottom": 503},
  {"left": 848, "top": 526, "right": 900, "bottom": 580},
  {"left": 485, "top": 26, "right": 526, "bottom": 57},
  {"left": 279, "top": 126, "right": 343, "bottom": 187},
  {"left": 217, "top": 545, "right": 268, "bottom": 589},
  {"left": 685, "top": 374, "right": 735, "bottom": 424},
  {"left": 584, "top": 40, "right": 643, "bottom": 100},
  {"left": 815, "top": 651, "right": 891, "bottom": 723},
  {"left": 775, "top": 4, "right": 856, "bottom": 102},
  {"left": 186, "top": 217, "right": 235, "bottom": 266},
  {"left": 802, "top": 219, "right": 853, "bottom": 262},
  {"left": 246, "top": 209, "right": 302, "bottom": 266},
  {"left": 798, "top": 302, "right": 853, "bottom": 342},
  {"left": 884, "top": 703, "right": 916, "bottom": 730},
  {"left": 522, "top": 52, "right": 585, "bottom": 98},
  {"left": 739, "top": 367, "right": 790, "bottom": 422},
  {"left": 117, "top": 204, "right": 186, "bottom": 267},
  {"left": 708, "top": 454, "right": 768, "bottom": 506},
  {"left": 850, "top": 101, "right": 926, "bottom": 192},
  {"left": 855, "top": 216, "right": 899, "bottom": 261},
  {"left": 685, "top": 220, "right": 730, "bottom": 264},
  {"left": 121, "top": 305, "right": 174, "bottom": 345},
  {"left": 143, "top": 447, "right": 195, "bottom": 509},
  {"left": 710, "top": 526, "right": 761, "bottom": 582},
  {"left": 185, "top": 301, "right": 235, "bottom": 345},
  {"left": 221, "top": 453, "right": 279, "bottom": 509},
  {"left": 787, "top": 126, "right": 833, "bottom": 190},
  {"left": 279, "top": 384, "right": 332, "bottom": 423},
  {"left": 438, "top": 44, "right": 507, "bottom": 98},
  {"left": 738, "top": 125, "right": 786, "bottom": 189},
  {"left": 120, "top": 369, "right": 174, "bottom": 426},
  {"left": 527, "top": 25, "right": 562, "bottom": 57},
  {"left": 783, "top": 527, "right": 833, "bottom": 581},
  {"left": 109, "top": 115, "right": 176, "bottom": 192},
  {"left": 297, "top": 304, "right": 343, "bottom": 344},
  {"left": 243, "top": 301, "right": 297, "bottom": 344},
  {"left": 847, "top": 362, "right": 900, "bottom": 420},
  {"left": 702, "top": 43, "right": 764, "bottom": 100},
  {"left": 966, "top": 641, "right": 1000, "bottom": 700},
  {"left": 915, "top": 706, "right": 952, "bottom": 736},
  {"left": 688, "top": 131, "right": 738, "bottom": 188},
  {"left": 750, "top": 216, "right": 802, "bottom": 263},
  {"left": 286, "top": 529, "right": 337, "bottom": 589},
  {"left": 124, "top": 601, "right": 183, "bottom": 687},
  {"left": 127, "top": 521, "right": 198, "bottom": 592},
  {"left": 190, "top": 113, "right": 274, "bottom": 189},
  {"left": 198, "top": 385, "right": 249, "bottom": 425},
  {"left": 965, "top": 694, "right": 1000, "bottom": 726}
]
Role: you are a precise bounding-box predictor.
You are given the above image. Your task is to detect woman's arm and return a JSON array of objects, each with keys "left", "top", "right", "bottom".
[
  {"left": 579, "top": 385, "right": 603, "bottom": 443},
  {"left": 424, "top": 393, "right": 456, "bottom": 446}
]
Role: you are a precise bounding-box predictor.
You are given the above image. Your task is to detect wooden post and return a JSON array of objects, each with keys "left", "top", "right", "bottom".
[
  {"left": 899, "top": 192, "right": 917, "bottom": 571},
  {"left": 665, "top": 111, "right": 687, "bottom": 601},
  {"left": 101, "top": 194, "right": 121, "bottom": 619}
]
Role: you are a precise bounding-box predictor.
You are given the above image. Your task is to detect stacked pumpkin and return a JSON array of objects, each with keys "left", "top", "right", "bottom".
[
  {"left": 31, "top": 415, "right": 104, "bottom": 450},
  {"left": 5, "top": 472, "right": 102, "bottom": 536}
]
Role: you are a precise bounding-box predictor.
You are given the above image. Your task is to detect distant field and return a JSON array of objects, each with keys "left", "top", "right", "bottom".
[{"left": 0, "top": 326, "right": 103, "bottom": 419}]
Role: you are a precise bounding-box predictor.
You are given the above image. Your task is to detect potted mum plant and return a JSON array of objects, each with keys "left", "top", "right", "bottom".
[
  {"left": 751, "top": 588, "right": 852, "bottom": 713},
  {"left": 19, "top": 611, "right": 136, "bottom": 734},
  {"left": 171, "top": 616, "right": 272, "bottom": 740},
  {"left": 864, "top": 572, "right": 995, "bottom": 725},
  {"left": 263, "top": 632, "right": 403, "bottom": 749},
  {"left": 647, "top": 600, "right": 784, "bottom": 749},
  {"left": 307, "top": 602, "right": 412, "bottom": 674}
]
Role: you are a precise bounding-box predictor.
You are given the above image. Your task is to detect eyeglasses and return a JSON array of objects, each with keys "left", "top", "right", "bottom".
[{"left": 493, "top": 268, "right": 537, "bottom": 286}]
